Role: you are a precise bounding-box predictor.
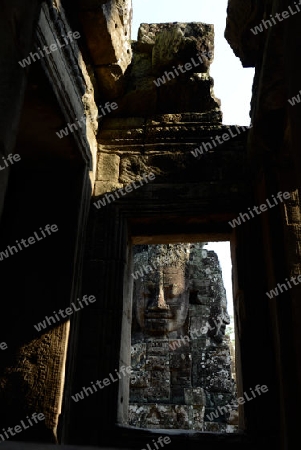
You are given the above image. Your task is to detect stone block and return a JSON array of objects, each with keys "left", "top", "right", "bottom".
[
  {"left": 206, "top": 374, "right": 233, "bottom": 393},
  {"left": 211, "top": 392, "right": 237, "bottom": 407},
  {"left": 190, "top": 336, "right": 208, "bottom": 351},
  {"left": 116, "top": 76, "right": 158, "bottom": 116},
  {"left": 196, "top": 295, "right": 212, "bottom": 306},
  {"left": 130, "top": 51, "right": 153, "bottom": 79},
  {"left": 192, "top": 356, "right": 207, "bottom": 386},
  {"left": 171, "top": 370, "right": 191, "bottom": 387},
  {"left": 184, "top": 387, "right": 206, "bottom": 406},
  {"left": 128, "top": 404, "right": 148, "bottom": 427},
  {"left": 152, "top": 25, "right": 185, "bottom": 72},
  {"left": 227, "top": 408, "right": 239, "bottom": 425},
  {"left": 129, "top": 370, "right": 150, "bottom": 388},
  {"left": 189, "top": 304, "right": 210, "bottom": 317},
  {"left": 203, "top": 422, "right": 228, "bottom": 432},
  {"left": 146, "top": 340, "right": 169, "bottom": 355},
  {"left": 205, "top": 349, "right": 232, "bottom": 374},
  {"left": 188, "top": 405, "right": 205, "bottom": 430},
  {"left": 170, "top": 386, "right": 185, "bottom": 404},
  {"left": 137, "top": 22, "right": 214, "bottom": 73},
  {"left": 137, "top": 23, "right": 160, "bottom": 52},
  {"left": 145, "top": 385, "right": 170, "bottom": 402},
  {"left": 142, "top": 404, "right": 176, "bottom": 429},
  {"left": 79, "top": 0, "right": 132, "bottom": 70},
  {"left": 95, "top": 65, "right": 125, "bottom": 100},
  {"left": 96, "top": 152, "right": 120, "bottom": 182},
  {"left": 119, "top": 155, "right": 151, "bottom": 184},
  {"left": 190, "top": 283, "right": 212, "bottom": 300},
  {"left": 168, "top": 338, "right": 190, "bottom": 352},
  {"left": 129, "top": 389, "right": 148, "bottom": 403},
  {"left": 150, "top": 370, "right": 170, "bottom": 384},
  {"left": 156, "top": 74, "right": 220, "bottom": 115},
  {"left": 131, "top": 343, "right": 146, "bottom": 370},
  {"left": 173, "top": 405, "right": 190, "bottom": 429},
  {"left": 189, "top": 315, "right": 208, "bottom": 331},
  {"left": 146, "top": 355, "right": 169, "bottom": 370},
  {"left": 94, "top": 181, "right": 123, "bottom": 196},
  {"left": 169, "top": 352, "right": 191, "bottom": 369}
]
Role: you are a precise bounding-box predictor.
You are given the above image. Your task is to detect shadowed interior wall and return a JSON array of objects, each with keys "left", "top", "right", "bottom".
[
  {"left": 0, "top": 51, "right": 92, "bottom": 442},
  {"left": 0, "top": 0, "right": 43, "bottom": 220},
  {"left": 226, "top": 1, "right": 301, "bottom": 447}
]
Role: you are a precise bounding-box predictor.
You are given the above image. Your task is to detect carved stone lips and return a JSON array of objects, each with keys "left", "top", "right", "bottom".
[{"left": 145, "top": 312, "right": 172, "bottom": 319}]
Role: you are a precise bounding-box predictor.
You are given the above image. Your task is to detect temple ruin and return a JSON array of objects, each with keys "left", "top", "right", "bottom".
[{"left": 0, "top": 1, "right": 300, "bottom": 449}]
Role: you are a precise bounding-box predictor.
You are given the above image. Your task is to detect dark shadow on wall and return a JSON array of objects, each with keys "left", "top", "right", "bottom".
[{"left": 0, "top": 57, "right": 91, "bottom": 443}]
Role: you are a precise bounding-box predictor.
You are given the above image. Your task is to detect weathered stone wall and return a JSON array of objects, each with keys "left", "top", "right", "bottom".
[
  {"left": 0, "top": 0, "right": 99, "bottom": 443},
  {"left": 110, "top": 22, "right": 219, "bottom": 117},
  {"left": 225, "top": 1, "right": 301, "bottom": 447},
  {"left": 78, "top": 0, "right": 132, "bottom": 99},
  {"left": 94, "top": 22, "right": 248, "bottom": 202}
]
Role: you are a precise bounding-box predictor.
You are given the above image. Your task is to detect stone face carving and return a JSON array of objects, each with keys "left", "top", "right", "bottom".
[
  {"left": 129, "top": 244, "right": 238, "bottom": 432},
  {"left": 132, "top": 244, "right": 191, "bottom": 337}
]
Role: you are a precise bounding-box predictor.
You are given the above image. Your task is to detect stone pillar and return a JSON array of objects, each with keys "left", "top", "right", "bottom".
[
  {"left": 68, "top": 205, "right": 131, "bottom": 446},
  {"left": 226, "top": 1, "right": 301, "bottom": 447}
]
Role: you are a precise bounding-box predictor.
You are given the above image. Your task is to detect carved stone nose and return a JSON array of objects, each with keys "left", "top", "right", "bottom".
[{"left": 149, "top": 289, "right": 170, "bottom": 310}]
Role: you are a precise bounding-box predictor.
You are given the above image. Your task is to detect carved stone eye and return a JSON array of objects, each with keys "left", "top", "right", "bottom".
[
  {"left": 164, "top": 284, "right": 178, "bottom": 299},
  {"left": 143, "top": 283, "right": 157, "bottom": 297}
]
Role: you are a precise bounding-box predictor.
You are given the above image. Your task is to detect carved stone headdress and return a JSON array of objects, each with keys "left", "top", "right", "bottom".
[{"left": 133, "top": 244, "right": 191, "bottom": 276}]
